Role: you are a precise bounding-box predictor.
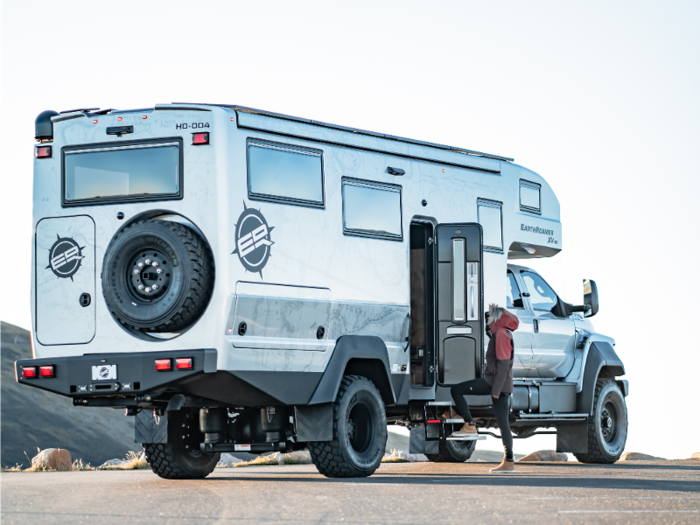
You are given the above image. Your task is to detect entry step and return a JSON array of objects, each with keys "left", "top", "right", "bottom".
[{"left": 447, "top": 435, "right": 486, "bottom": 441}]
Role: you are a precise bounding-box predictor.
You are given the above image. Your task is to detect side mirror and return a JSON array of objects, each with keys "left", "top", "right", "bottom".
[{"left": 583, "top": 279, "right": 599, "bottom": 318}]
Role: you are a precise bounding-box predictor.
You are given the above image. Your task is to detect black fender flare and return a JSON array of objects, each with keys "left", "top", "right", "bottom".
[
  {"left": 308, "top": 335, "right": 395, "bottom": 406},
  {"left": 577, "top": 341, "right": 626, "bottom": 415}
]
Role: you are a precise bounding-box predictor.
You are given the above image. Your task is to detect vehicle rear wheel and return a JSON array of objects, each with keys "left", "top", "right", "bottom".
[
  {"left": 308, "top": 375, "right": 387, "bottom": 478},
  {"left": 143, "top": 409, "right": 220, "bottom": 479},
  {"left": 574, "top": 379, "right": 627, "bottom": 464},
  {"left": 102, "top": 219, "right": 214, "bottom": 334},
  {"left": 426, "top": 439, "right": 476, "bottom": 463}
]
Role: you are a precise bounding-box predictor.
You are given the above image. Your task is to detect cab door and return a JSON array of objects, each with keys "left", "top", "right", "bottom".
[
  {"left": 505, "top": 269, "right": 534, "bottom": 377},
  {"left": 520, "top": 270, "right": 576, "bottom": 378},
  {"left": 435, "top": 224, "right": 483, "bottom": 385}
]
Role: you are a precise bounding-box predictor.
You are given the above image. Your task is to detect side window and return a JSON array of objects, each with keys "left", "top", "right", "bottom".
[
  {"left": 521, "top": 271, "right": 558, "bottom": 312},
  {"left": 477, "top": 199, "right": 503, "bottom": 252},
  {"left": 247, "top": 139, "right": 324, "bottom": 208},
  {"left": 506, "top": 271, "right": 524, "bottom": 308},
  {"left": 342, "top": 178, "right": 403, "bottom": 241},
  {"left": 519, "top": 180, "right": 541, "bottom": 214}
]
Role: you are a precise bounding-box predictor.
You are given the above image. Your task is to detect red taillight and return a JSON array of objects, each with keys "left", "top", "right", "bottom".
[
  {"left": 35, "top": 146, "right": 52, "bottom": 158},
  {"left": 93, "top": 119, "right": 98, "bottom": 124},
  {"left": 155, "top": 359, "right": 172, "bottom": 371},
  {"left": 142, "top": 115, "right": 148, "bottom": 119},
  {"left": 192, "top": 132, "right": 209, "bottom": 145},
  {"left": 426, "top": 420, "right": 441, "bottom": 424},
  {"left": 117, "top": 116, "right": 123, "bottom": 121},
  {"left": 22, "top": 367, "right": 38, "bottom": 379},
  {"left": 39, "top": 365, "right": 55, "bottom": 377},
  {"left": 175, "top": 358, "right": 193, "bottom": 370}
]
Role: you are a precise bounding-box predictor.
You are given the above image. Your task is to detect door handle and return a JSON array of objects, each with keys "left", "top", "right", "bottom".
[{"left": 533, "top": 319, "right": 539, "bottom": 333}]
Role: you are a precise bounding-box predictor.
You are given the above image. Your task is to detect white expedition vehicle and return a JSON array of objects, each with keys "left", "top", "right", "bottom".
[{"left": 17, "top": 104, "right": 628, "bottom": 478}]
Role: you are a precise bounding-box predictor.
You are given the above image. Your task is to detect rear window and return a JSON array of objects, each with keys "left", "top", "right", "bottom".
[{"left": 62, "top": 139, "right": 182, "bottom": 206}]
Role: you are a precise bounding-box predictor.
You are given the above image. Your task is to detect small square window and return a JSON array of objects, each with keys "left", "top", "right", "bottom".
[
  {"left": 519, "top": 180, "right": 541, "bottom": 214},
  {"left": 342, "top": 178, "right": 403, "bottom": 241},
  {"left": 478, "top": 199, "right": 503, "bottom": 252}
]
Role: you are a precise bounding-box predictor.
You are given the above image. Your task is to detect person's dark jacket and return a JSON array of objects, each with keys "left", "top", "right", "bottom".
[{"left": 484, "top": 310, "right": 519, "bottom": 397}]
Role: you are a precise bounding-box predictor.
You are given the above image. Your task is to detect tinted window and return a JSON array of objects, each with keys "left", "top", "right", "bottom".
[
  {"left": 521, "top": 271, "right": 558, "bottom": 312},
  {"left": 520, "top": 180, "right": 541, "bottom": 213},
  {"left": 247, "top": 140, "right": 324, "bottom": 208},
  {"left": 478, "top": 199, "right": 502, "bottom": 251},
  {"left": 506, "top": 271, "right": 524, "bottom": 308},
  {"left": 64, "top": 142, "right": 181, "bottom": 205},
  {"left": 342, "top": 178, "right": 402, "bottom": 241}
]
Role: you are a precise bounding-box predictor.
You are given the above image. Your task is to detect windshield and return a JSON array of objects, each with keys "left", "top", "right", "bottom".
[{"left": 63, "top": 140, "right": 181, "bottom": 206}]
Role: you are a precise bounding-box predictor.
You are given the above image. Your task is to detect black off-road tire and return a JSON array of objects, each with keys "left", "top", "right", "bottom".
[
  {"left": 102, "top": 219, "right": 214, "bottom": 333},
  {"left": 574, "top": 379, "right": 628, "bottom": 464},
  {"left": 426, "top": 439, "right": 476, "bottom": 463},
  {"left": 308, "top": 375, "right": 387, "bottom": 478},
  {"left": 143, "top": 409, "right": 220, "bottom": 480}
]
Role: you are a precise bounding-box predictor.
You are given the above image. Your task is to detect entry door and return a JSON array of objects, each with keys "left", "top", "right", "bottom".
[{"left": 435, "top": 224, "right": 483, "bottom": 385}]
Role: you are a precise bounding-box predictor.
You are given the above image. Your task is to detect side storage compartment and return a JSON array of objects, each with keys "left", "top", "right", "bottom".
[{"left": 35, "top": 215, "right": 95, "bottom": 345}]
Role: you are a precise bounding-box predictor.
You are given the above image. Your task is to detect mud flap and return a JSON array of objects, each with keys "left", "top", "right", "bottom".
[
  {"left": 295, "top": 404, "right": 333, "bottom": 442},
  {"left": 135, "top": 409, "right": 168, "bottom": 444},
  {"left": 556, "top": 421, "right": 588, "bottom": 454},
  {"left": 409, "top": 425, "right": 439, "bottom": 455}
]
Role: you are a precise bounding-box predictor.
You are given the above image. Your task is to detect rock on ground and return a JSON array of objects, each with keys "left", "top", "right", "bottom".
[
  {"left": 216, "top": 453, "right": 245, "bottom": 467},
  {"left": 691, "top": 452, "right": 700, "bottom": 460},
  {"left": 517, "top": 450, "right": 568, "bottom": 462},
  {"left": 31, "top": 448, "right": 72, "bottom": 471},
  {"left": 619, "top": 452, "right": 666, "bottom": 461},
  {"left": 97, "top": 458, "right": 125, "bottom": 469}
]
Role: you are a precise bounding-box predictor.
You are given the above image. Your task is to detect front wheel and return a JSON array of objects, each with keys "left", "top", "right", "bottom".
[
  {"left": 574, "top": 379, "right": 628, "bottom": 464},
  {"left": 308, "top": 375, "right": 387, "bottom": 478},
  {"left": 143, "top": 409, "right": 220, "bottom": 479},
  {"left": 426, "top": 439, "right": 476, "bottom": 463}
]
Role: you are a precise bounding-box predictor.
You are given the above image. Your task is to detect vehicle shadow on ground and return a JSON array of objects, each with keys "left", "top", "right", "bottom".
[
  {"left": 205, "top": 473, "right": 700, "bottom": 493},
  {"left": 510, "top": 462, "right": 700, "bottom": 472}
]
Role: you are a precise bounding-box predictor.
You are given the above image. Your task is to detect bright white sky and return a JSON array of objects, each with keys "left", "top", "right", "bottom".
[{"left": 2, "top": 0, "right": 699, "bottom": 459}]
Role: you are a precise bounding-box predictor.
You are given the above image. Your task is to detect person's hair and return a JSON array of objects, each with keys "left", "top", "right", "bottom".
[{"left": 489, "top": 305, "right": 504, "bottom": 324}]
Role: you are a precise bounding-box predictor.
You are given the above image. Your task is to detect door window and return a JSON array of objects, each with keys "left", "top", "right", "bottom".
[
  {"left": 477, "top": 199, "right": 503, "bottom": 252},
  {"left": 506, "top": 271, "right": 524, "bottom": 308},
  {"left": 521, "top": 271, "right": 558, "bottom": 312}
]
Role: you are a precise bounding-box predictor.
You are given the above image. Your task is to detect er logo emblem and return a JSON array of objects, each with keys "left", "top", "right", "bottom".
[
  {"left": 232, "top": 203, "right": 274, "bottom": 278},
  {"left": 46, "top": 235, "right": 85, "bottom": 281}
]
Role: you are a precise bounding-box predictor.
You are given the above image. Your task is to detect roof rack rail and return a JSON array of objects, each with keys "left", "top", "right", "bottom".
[{"left": 170, "top": 102, "right": 514, "bottom": 162}]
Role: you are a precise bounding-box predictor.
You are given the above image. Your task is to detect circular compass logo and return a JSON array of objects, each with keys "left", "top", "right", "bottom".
[
  {"left": 232, "top": 203, "right": 274, "bottom": 278},
  {"left": 46, "top": 235, "right": 85, "bottom": 280}
]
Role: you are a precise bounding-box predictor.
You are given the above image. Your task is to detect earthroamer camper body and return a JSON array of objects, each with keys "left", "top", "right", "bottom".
[{"left": 18, "top": 104, "right": 628, "bottom": 478}]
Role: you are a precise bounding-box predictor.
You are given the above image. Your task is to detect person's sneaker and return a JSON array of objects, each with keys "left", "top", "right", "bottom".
[
  {"left": 451, "top": 422, "right": 478, "bottom": 436},
  {"left": 489, "top": 459, "right": 516, "bottom": 473}
]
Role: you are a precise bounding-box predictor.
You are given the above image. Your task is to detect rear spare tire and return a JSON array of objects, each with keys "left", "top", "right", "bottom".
[{"left": 102, "top": 219, "right": 214, "bottom": 333}]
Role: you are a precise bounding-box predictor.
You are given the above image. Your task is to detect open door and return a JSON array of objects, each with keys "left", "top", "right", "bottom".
[{"left": 435, "top": 223, "right": 483, "bottom": 385}]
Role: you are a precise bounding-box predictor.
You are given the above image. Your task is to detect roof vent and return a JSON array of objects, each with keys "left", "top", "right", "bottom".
[{"left": 35, "top": 110, "right": 59, "bottom": 142}]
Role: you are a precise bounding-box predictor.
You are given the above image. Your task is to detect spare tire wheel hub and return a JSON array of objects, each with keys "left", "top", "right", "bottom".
[{"left": 130, "top": 252, "right": 172, "bottom": 300}]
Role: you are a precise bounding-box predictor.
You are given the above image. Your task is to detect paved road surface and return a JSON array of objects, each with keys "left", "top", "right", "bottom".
[{"left": 3, "top": 460, "right": 699, "bottom": 524}]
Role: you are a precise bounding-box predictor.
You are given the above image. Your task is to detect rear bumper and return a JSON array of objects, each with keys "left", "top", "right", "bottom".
[{"left": 15, "top": 349, "right": 217, "bottom": 401}]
